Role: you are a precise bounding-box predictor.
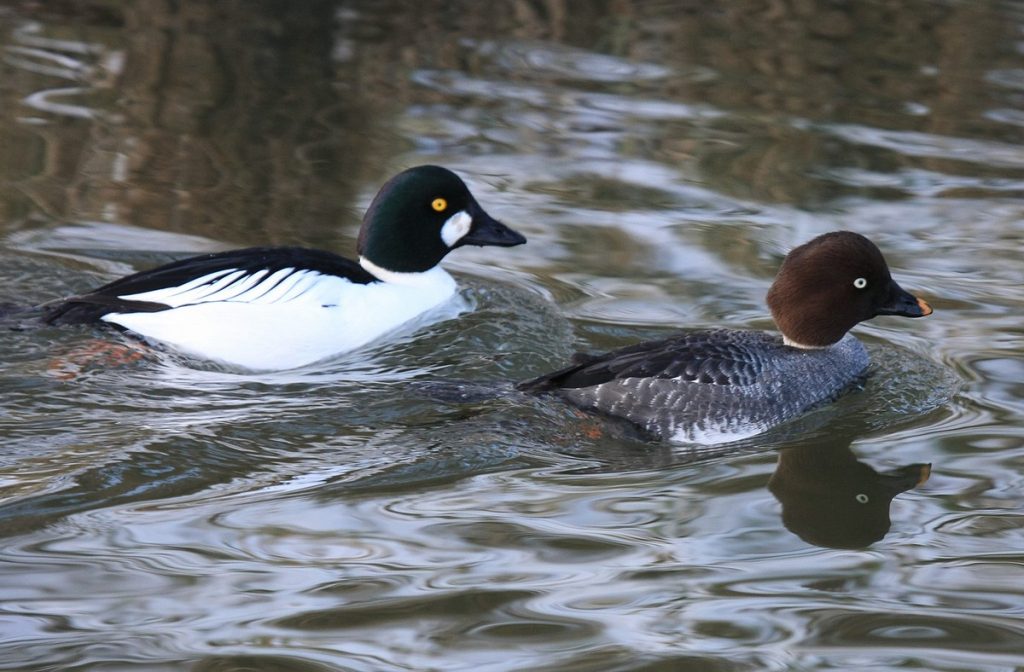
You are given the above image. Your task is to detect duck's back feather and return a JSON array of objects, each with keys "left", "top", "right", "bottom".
[
  {"left": 520, "top": 330, "right": 870, "bottom": 444},
  {"left": 521, "top": 329, "right": 767, "bottom": 390},
  {"left": 43, "top": 247, "right": 377, "bottom": 325}
]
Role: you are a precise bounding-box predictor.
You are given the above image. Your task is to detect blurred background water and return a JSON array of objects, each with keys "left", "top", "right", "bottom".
[{"left": 1, "top": 1, "right": 1023, "bottom": 670}]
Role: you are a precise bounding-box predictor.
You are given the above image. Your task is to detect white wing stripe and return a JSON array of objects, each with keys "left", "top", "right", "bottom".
[
  {"left": 214, "top": 269, "right": 269, "bottom": 302},
  {"left": 199, "top": 269, "right": 274, "bottom": 303},
  {"left": 182, "top": 270, "right": 249, "bottom": 303},
  {"left": 273, "top": 270, "right": 321, "bottom": 303},
  {"left": 252, "top": 268, "right": 306, "bottom": 304},
  {"left": 118, "top": 269, "right": 240, "bottom": 305},
  {"left": 236, "top": 268, "right": 295, "bottom": 303},
  {"left": 152, "top": 269, "right": 235, "bottom": 299},
  {"left": 114, "top": 266, "right": 341, "bottom": 308}
]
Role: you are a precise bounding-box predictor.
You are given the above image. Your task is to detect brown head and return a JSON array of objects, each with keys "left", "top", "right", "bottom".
[{"left": 765, "top": 231, "right": 932, "bottom": 348}]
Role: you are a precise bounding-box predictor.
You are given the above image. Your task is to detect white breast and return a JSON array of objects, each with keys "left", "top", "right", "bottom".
[{"left": 101, "top": 266, "right": 459, "bottom": 370}]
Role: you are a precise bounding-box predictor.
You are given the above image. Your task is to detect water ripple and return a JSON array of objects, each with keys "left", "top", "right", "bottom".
[{"left": 3, "top": 3, "right": 1024, "bottom": 671}]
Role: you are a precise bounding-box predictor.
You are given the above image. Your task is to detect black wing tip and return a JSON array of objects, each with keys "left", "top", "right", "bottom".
[
  {"left": 41, "top": 295, "right": 171, "bottom": 325},
  {"left": 517, "top": 359, "right": 594, "bottom": 393},
  {"left": 518, "top": 346, "right": 647, "bottom": 392},
  {"left": 516, "top": 374, "right": 557, "bottom": 393},
  {"left": 37, "top": 297, "right": 88, "bottom": 325}
]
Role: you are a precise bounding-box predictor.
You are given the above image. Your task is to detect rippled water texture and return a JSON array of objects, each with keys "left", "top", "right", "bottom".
[{"left": 1, "top": 2, "right": 1023, "bottom": 670}]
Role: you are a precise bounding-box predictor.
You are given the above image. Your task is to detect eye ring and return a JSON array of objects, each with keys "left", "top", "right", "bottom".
[
  {"left": 855, "top": 493, "right": 869, "bottom": 504},
  {"left": 431, "top": 198, "right": 447, "bottom": 212},
  {"left": 853, "top": 277, "right": 868, "bottom": 289}
]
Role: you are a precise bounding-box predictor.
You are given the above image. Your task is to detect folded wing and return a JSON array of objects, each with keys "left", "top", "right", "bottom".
[{"left": 43, "top": 247, "right": 376, "bottom": 325}]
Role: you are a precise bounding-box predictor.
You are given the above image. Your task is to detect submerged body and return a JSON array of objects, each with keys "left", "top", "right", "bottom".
[
  {"left": 520, "top": 232, "right": 932, "bottom": 445},
  {"left": 40, "top": 166, "right": 526, "bottom": 370}
]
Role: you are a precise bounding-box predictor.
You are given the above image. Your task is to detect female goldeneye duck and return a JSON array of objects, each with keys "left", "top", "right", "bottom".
[
  {"left": 42, "top": 165, "right": 526, "bottom": 371},
  {"left": 519, "top": 231, "right": 933, "bottom": 445}
]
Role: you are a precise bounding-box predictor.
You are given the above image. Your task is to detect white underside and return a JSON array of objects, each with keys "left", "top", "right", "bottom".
[
  {"left": 668, "top": 420, "right": 768, "bottom": 446},
  {"left": 101, "top": 265, "right": 458, "bottom": 371}
]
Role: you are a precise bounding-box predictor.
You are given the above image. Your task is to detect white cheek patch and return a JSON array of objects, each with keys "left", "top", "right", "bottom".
[{"left": 440, "top": 210, "right": 472, "bottom": 247}]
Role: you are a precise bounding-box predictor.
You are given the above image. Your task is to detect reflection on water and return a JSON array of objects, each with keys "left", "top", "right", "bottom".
[
  {"left": 769, "top": 439, "right": 930, "bottom": 550},
  {"left": 2, "top": 1, "right": 1024, "bottom": 670}
]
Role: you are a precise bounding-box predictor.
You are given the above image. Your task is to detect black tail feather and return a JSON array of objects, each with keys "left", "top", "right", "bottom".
[{"left": 40, "top": 295, "right": 170, "bottom": 326}]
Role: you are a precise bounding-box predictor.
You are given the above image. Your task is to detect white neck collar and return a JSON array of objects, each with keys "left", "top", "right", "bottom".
[
  {"left": 359, "top": 256, "right": 452, "bottom": 286},
  {"left": 782, "top": 335, "right": 831, "bottom": 350}
]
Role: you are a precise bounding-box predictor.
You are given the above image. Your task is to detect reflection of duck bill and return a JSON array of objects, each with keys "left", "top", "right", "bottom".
[{"left": 883, "top": 462, "right": 931, "bottom": 490}]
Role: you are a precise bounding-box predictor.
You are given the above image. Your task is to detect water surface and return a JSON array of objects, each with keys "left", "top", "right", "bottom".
[{"left": 1, "top": 2, "right": 1023, "bottom": 670}]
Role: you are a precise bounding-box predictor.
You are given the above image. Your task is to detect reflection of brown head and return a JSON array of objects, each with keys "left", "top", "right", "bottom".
[{"left": 769, "top": 442, "right": 930, "bottom": 549}]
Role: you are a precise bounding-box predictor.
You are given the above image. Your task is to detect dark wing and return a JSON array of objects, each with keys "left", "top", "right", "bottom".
[
  {"left": 519, "top": 329, "right": 774, "bottom": 391},
  {"left": 43, "top": 246, "right": 377, "bottom": 325}
]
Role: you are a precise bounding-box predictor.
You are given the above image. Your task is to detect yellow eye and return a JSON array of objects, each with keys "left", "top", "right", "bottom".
[{"left": 431, "top": 198, "right": 447, "bottom": 212}]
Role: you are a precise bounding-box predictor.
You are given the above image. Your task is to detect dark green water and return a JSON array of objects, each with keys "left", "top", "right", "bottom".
[{"left": 1, "top": 1, "right": 1022, "bottom": 670}]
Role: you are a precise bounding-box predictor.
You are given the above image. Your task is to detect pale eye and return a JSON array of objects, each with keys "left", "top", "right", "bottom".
[
  {"left": 855, "top": 493, "right": 869, "bottom": 503},
  {"left": 853, "top": 277, "right": 868, "bottom": 289}
]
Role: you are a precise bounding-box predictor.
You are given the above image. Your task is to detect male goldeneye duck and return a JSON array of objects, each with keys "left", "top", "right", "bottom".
[
  {"left": 42, "top": 165, "right": 526, "bottom": 371},
  {"left": 519, "top": 231, "right": 933, "bottom": 445}
]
